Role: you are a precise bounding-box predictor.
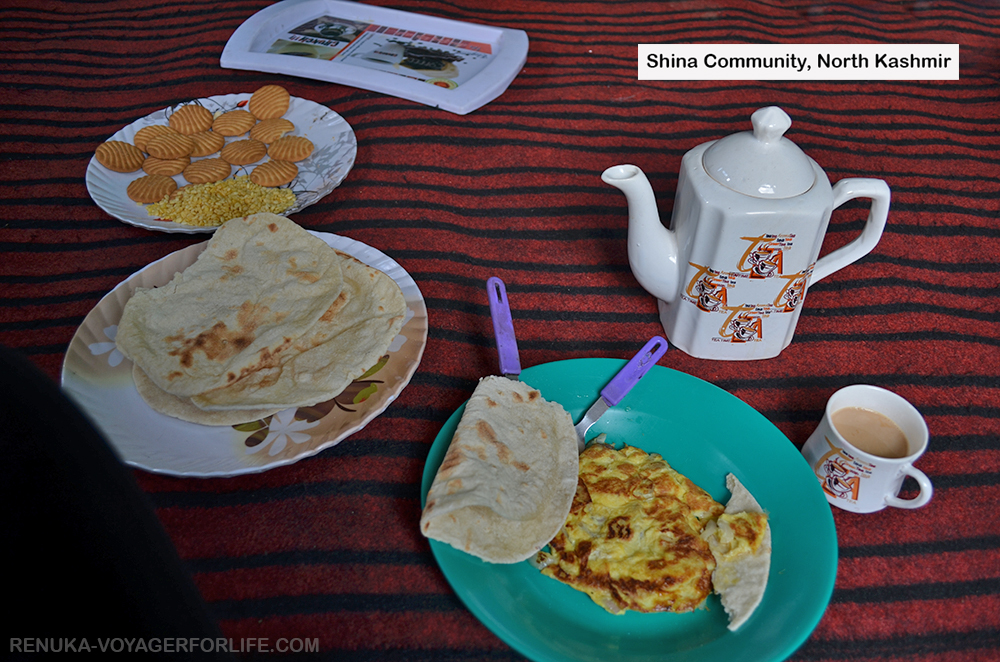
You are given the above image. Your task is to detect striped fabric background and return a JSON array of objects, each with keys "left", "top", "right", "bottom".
[{"left": 2, "top": 0, "right": 998, "bottom": 660}]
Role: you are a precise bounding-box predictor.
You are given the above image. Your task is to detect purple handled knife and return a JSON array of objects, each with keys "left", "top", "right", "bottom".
[
  {"left": 487, "top": 277, "right": 521, "bottom": 380},
  {"left": 574, "top": 336, "right": 669, "bottom": 452}
]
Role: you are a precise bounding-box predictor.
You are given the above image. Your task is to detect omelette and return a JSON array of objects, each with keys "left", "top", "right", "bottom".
[{"left": 534, "top": 440, "right": 770, "bottom": 620}]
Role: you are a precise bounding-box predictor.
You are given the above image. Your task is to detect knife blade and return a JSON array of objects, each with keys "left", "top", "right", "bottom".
[{"left": 574, "top": 336, "right": 669, "bottom": 452}]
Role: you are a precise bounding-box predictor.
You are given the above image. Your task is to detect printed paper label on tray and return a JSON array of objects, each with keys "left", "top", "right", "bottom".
[{"left": 263, "top": 16, "right": 495, "bottom": 89}]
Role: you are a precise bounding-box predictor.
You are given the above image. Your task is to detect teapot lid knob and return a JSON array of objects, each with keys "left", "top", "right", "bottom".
[
  {"left": 751, "top": 106, "right": 792, "bottom": 143},
  {"left": 701, "top": 106, "right": 816, "bottom": 199}
]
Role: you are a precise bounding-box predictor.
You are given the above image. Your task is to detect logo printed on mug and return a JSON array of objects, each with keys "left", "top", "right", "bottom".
[
  {"left": 802, "top": 385, "right": 932, "bottom": 514},
  {"left": 811, "top": 437, "right": 874, "bottom": 502}
]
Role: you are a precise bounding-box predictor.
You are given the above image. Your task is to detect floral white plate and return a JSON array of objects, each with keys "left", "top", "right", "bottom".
[
  {"left": 85, "top": 94, "right": 357, "bottom": 234},
  {"left": 60, "top": 232, "right": 427, "bottom": 477}
]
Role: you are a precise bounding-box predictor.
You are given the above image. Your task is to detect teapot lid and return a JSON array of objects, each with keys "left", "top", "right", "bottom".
[{"left": 702, "top": 106, "right": 815, "bottom": 199}]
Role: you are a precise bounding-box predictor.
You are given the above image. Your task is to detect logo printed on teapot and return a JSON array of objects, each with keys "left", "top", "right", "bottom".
[
  {"left": 685, "top": 264, "right": 737, "bottom": 312},
  {"left": 774, "top": 267, "right": 812, "bottom": 312},
  {"left": 738, "top": 234, "right": 795, "bottom": 279},
  {"left": 718, "top": 304, "right": 767, "bottom": 343},
  {"left": 680, "top": 232, "right": 815, "bottom": 345}
]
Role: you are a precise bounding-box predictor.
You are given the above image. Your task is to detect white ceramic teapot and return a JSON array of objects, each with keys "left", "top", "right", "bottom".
[{"left": 603, "top": 106, "right": 890, "bottom": 360}]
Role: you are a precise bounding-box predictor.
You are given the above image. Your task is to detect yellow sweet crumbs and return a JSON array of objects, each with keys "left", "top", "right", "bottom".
[{"left": 146, "top": 176, "right": 296, "bottom": 227}]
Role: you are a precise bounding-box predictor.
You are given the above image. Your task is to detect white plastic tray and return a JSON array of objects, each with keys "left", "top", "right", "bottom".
[{"left": 221, "top": 0, "right": 528, "bottom": 115}]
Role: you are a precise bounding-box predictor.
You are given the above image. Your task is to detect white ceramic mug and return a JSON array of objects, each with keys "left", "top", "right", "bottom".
[{"left": 802, "top": 385, "right": 932, "bottom": 513}]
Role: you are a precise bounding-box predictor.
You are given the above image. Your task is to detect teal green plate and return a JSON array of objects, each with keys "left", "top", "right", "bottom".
[{"left": 421, "top": 359, "right": 837, "bottom": 662}]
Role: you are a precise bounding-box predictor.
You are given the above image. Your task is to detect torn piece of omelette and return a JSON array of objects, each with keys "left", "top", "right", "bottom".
[{"left": 534, "top": 442, "right": 725, "bottom": 614}]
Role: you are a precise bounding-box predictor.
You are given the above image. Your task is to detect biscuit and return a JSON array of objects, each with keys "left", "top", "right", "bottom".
[
  {"left": 212, "top": 110, "right": 256, "bottom": 137},
  {"left": 168, "top": 104, "right": 214, "bottom": 135},
  {"left": 133, "top": 125, "right": 178, "bottom": 152},
  {"left": 183, "top": 157, "right": 232, "bottom": 184},
  {"left": 249, "top": 159, "right": 298, "bottom": 187},
  {"left": 142, "top": 155, "right": 190, "bottom": 176},
  {"left": 95, "top": 141, "right": 146, "bottom": 173},
  {"left": 145, "top": 132, "right": 196, "bottom": 159},
  {"left": 220, "top": 139, "right": 267, "bottom": 165},
  {"left": 267, "top": 136, "right": 313, "bottom": 162},
  {"left": 250, "top": 118, "right": 295, "bottom": 144},
  {"left": 188, "top": 130, "right": 225, "bottom": 157},
  {"left": 248, "top": 85, "right": 291, "bottom": 120},
  {"left": 126, "top": 174, "right": 178, "bottom": 203}
]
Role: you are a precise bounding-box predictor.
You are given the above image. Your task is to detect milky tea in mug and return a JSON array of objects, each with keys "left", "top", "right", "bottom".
[
  {"left": 830, "top": 407, "right": 910, "bottom": 459},
  {"left": 802, "top": 385, "right": 933, "bottom": 513}
]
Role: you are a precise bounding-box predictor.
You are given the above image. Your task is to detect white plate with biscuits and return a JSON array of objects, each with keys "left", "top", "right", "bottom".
[{"left": 86, "top": 91, "right": 357, "bottom": 233}]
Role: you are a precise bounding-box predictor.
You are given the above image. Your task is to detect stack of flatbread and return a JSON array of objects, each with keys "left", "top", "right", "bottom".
[
  {"left": 115, "top": 212, "right": 406, "bottom": 425},
  {"left": 420, "top": 375, "right": 580, "bottom": 563}
]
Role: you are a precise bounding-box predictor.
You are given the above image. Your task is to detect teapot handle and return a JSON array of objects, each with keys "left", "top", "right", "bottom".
[{"left": 812, "top": 178, "right": 891, "bottom": 284}]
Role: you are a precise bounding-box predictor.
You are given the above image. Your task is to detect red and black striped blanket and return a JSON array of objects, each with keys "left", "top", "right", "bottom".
[{"left": 2, "top": 0, "right": 997, "bottom": 660}]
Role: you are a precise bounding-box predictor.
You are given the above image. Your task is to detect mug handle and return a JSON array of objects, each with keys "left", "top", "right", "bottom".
[
  {"left": 884, "top": 466, "right": 933, "bottom": 509},
  {"left": 812, "top": 178, "right": 891, "bottom": 283}
]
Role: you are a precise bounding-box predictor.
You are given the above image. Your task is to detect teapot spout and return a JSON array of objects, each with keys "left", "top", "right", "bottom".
[{"left": 602, "top": 165, "right": 680, "bottom": 303}]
